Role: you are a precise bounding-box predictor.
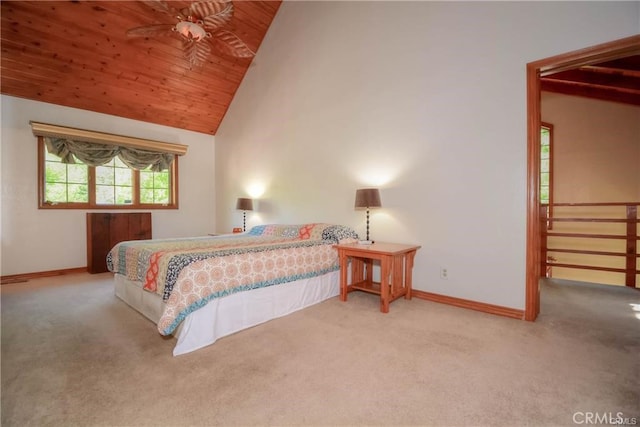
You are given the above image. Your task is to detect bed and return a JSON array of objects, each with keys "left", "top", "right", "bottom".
[{"left": 106, "top": 223, "right": 359, "bottom": 356}]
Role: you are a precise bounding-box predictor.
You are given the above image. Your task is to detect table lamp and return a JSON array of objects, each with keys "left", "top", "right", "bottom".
[
  {"left": 236, "top": 197, "right": 253, "bottom": 232},
  {"left": 354, "top": 188, "right": 381, "bottom": 243}
]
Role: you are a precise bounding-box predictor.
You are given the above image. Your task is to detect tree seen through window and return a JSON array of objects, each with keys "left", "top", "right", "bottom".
[{"left": 40, "top": 138, "right": 176, "bottom": 209}]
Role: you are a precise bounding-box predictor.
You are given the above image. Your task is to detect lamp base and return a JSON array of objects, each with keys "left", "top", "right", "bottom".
[{"left": 358, "top": 240, "right": 374, "bottom": 245}]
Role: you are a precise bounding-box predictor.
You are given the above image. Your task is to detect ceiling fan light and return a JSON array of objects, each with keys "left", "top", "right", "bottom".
[{"left": 175, "top": 21, "right": 207, "bottom": 42}]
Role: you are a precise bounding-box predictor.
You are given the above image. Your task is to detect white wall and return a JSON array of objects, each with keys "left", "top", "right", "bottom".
[
  {"left": 1, "top": 95, "right": 216, "bottom": 276},
  {"left": 215, "top": 1, "right": 640, "bottom": 310}
]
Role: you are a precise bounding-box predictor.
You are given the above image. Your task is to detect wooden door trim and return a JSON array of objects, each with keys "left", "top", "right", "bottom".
[{"left": 525, "top": 34, "right": 640, "bottom": 321}]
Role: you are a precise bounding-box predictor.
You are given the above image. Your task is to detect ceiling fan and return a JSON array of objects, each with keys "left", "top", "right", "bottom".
[{"left": 127, "top": 0, "right": 255, "bottom": 67}]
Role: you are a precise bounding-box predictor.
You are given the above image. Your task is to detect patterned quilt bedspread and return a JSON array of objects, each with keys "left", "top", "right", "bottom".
[{"left": 107, "top": 223, "right": 358, "bottom": 335}]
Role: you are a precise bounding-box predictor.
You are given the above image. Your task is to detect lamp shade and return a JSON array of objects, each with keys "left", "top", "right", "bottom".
[
  {"left": 354, "top": 188, "right": 381, "bottom": 209},
  {"left": 236, "top": 197, "right": 253, "bottom": 211}
]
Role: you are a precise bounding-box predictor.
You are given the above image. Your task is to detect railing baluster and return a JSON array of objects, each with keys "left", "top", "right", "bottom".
[
  {"left": 626, "top": 205, "right": 637, "bottom": 288},
  {"left": 541, "top": 202, "right": 639, "bottom": 289},
  {"left": 540, "top": 205, "right": 549, "bottom": 277}
]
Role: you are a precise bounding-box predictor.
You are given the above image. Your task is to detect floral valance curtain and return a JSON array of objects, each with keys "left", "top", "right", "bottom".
[
  {"left": 31, "top": 121, "right": 187, "bottom": 172},
  {"left": 45, "top": 137, "right": 174, "bottom": 172}
]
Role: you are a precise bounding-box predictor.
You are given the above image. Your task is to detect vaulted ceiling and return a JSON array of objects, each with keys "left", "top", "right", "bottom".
[
  {"left": 1, "top": 0, "right": 281, "bottom": 135},
  {"left": 1, "top": 2, "right": 638, "bottom": 138}
]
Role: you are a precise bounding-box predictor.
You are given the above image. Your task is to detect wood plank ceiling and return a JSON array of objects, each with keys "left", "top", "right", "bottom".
[
  {"left": 540, "top": 55, "right": 640, "bottom": 107},
  {"left": 2, "top": 2, "right": 638, "bottom": 138},
  {"left": 1, "top": 0, "right": 281, "bottom": 135}
]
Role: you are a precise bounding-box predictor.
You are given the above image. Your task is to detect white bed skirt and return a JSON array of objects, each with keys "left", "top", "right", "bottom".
[{"left": 114, "top": 270, "right": 340, "bottom": 356}]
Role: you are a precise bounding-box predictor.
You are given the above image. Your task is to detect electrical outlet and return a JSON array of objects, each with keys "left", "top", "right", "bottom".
[{"left": 440, "top": 267, "right": 448, "bottom": 280}]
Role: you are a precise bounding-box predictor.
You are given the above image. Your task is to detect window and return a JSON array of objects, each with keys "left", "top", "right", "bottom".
[
  {"left": 43, "top": 146, "right": 89, "bottom": 204},
  {"left": 540, "top": 124, "right": 552, "bottom": 204},
  {"left": 39, "top": 137, "right": 178, "bottom": 209},
  {"left": 95, "top": 157, "right": 134, "bottom": 205},
  {"left": 540, "top": 122, "right": 553, "bottom": 229}
]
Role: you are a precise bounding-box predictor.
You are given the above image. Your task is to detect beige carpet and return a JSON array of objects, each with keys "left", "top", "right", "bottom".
[{"left": 1, "top": 273, "right": 639, "bottom": 426}]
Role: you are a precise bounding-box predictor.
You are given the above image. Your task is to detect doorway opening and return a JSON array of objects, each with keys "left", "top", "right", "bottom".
[{"left": 525, "top": 35, "right": 640, "bottom": 321}]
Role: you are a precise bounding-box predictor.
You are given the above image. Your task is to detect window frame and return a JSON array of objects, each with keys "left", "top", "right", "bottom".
[
  {"left": 37, "top": 137, "right": 179, "bottom": 210},
  {"left": 540, "top": 122, "right": 554, "bottom": 229}
]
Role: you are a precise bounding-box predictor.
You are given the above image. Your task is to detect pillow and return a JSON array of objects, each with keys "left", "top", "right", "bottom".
[
  {"left": 321, "top": 225, "right": 360, "bottom": 243},
  {"left": 247, "top": 225, "right": 268, "bottom": 236},
  {"left": 299, "top": 223, "right": 317, "bottom": 240},
  {"left": 278, "top": 226, "right": 300, "bottom": 238},
  {"left": 307, "top": 223, "right": 332, "bottom": 240},
  {"left": 260, "top": 225, "right": 277, "bottom": 236},
  {"left": 249, "top": 224, "right": 359, "bottom": 242},
  {"left": 249, "top": 224, "right": 301, "bottom": 237}
]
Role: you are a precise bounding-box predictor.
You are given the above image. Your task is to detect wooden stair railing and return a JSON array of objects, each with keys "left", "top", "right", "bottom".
[{"left": 540, "top": 202, "right": 639, "bottom": 288}]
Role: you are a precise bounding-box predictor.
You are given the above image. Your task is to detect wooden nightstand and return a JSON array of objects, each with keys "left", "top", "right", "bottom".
[{"left": 333, "top": 242, "right": 421, "bottom": 313}]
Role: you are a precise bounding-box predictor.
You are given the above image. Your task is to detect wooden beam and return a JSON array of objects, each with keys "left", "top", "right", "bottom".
[{"left": 541, "top": 79, "right": 640, "bottom": 106}]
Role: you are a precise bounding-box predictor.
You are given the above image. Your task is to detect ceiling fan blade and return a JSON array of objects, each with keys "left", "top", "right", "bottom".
[
  {"left": 212, "top": 29, "right": 255, "bottom": 58},
  {"left": 189, "top": 1, "right": 234, "bottom": 31},
  {"left": 140, "top": 0, "right": 185, "bottom": 19},
  {"left": 126, "top": 24, "right": 176, "bottom": 38},
  {"left": 183, "top": 40, "right": 212, "bottom": 66}
]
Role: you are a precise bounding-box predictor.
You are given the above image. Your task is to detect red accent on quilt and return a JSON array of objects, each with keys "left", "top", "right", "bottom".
[
  {"left": 299, "top": 223, "right": 315, "bottom": 239},
  {"left": 143, "top": 251, "right": 165, "bottom": 292}
]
